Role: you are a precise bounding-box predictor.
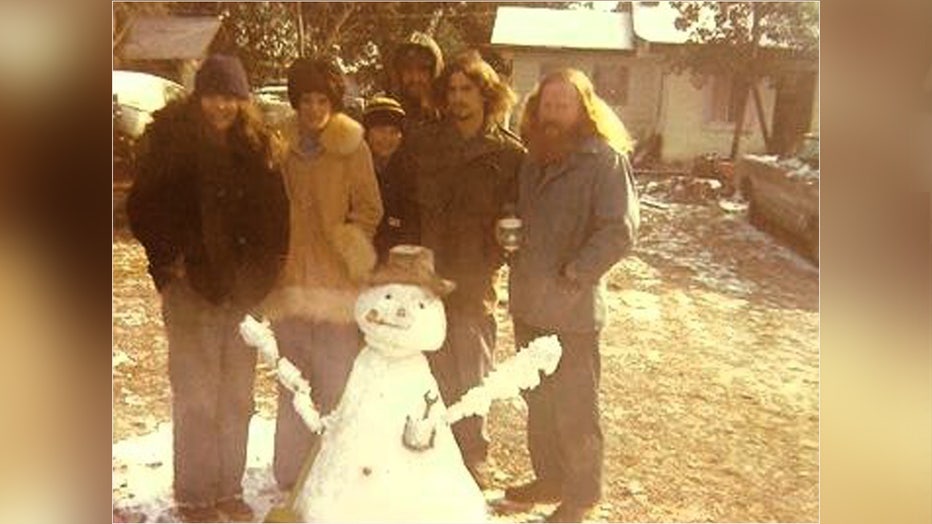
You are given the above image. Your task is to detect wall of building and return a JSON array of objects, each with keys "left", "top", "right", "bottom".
[
  {"left": 658, "top": 71, "right": 777, "bottom": 163},
  {"left": 500, "top": 47, "right": 792, "bottom": 164},
  {"left": 503, "top": 49, "right": 663, "bottom": 141}
]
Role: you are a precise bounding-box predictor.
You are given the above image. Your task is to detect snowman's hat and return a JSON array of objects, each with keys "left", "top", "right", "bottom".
[{"left": 369, "top": 245, "right": 455, "bottom": 297}]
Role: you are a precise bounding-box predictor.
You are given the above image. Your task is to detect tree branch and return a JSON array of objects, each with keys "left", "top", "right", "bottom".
[{"left": 323, "top": 3, "right": 357, "bottom": 52}]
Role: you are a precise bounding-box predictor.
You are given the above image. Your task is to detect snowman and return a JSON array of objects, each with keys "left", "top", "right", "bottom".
[{"left": 240, "top": 245, "right": 562, "bottom": 523}]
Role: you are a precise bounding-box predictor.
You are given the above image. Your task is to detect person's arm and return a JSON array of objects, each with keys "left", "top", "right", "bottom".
[
  {"left": 334, "top": 141, "right": 383, "bottom": 283},
  {"left": 347, "top": 141, "right": 384, "bottom": 237},
  {"left": 125, "top": 122, "right": 182, "bottom": 291},
  {"left": 563, "top": 153, "right": 639, "bottom": 285}
]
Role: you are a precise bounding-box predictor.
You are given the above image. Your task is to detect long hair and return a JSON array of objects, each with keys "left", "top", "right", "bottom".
[
  {"left": 166, "top": 96, "right": 280, "bottom": 167},
  {"left": 435, "top": 50, "right": 517, "bottom": 126},
  {"left": 519, "top": 68, "right": 634, "bottom": 155}
]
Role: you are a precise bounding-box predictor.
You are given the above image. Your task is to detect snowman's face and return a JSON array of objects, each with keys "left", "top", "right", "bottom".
[{"left": 354, "top": 283, "right": 447, "bottom": 357}]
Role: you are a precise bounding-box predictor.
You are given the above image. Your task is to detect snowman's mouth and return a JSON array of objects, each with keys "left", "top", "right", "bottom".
[{"left": 365, "top": 309, "right": 410, "bottom": 330}]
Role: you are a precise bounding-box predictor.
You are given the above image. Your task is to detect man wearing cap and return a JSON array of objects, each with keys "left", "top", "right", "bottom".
[
  {"left": 127, "top": 54, "right": 289, "bottom": 522},
  {"left": 406, "top": 51, "right": 526, "bottom": 487},
  {"left": 362, "top": 95, "right": 420, "bottom": 261},
  {"left": 389, "top": 31, "right": 444, "bottom": 132}
]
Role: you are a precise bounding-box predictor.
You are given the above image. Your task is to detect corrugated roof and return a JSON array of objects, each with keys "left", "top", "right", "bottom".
[
  {"left": 491, "top": 6, "right": 634, "bottom": 51},
  {"left": 121, "top": 16, "right": 221, "bottom": 60}
]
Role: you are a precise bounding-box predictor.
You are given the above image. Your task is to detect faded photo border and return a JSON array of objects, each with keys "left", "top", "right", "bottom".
[{"left": 0, "top": 0, "right": 929, "bottom": 523}]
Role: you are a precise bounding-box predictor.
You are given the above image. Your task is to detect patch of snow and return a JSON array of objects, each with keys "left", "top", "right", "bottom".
[
  {"left": 113, "top": 349, "right": 134, "bottom": 369},
  {"left": 113, "top": 417, "right": 283, "bottom": 523},
  {"left": 718, "top": 199, "right": 749, "bottom": 213},
  {"left": 744, "top": 154, "right": 779, "bottom": 165}
]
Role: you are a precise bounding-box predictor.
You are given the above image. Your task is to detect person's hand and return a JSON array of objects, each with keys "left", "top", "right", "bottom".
[{"left": 167, "top": 256, "right": 186, "bottom": 280}]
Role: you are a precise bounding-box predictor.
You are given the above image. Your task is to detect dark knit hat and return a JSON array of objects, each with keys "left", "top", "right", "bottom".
[
  {"left": 286, "top": 56, "right": 346, "bottom": 111},
  {"left": 362, "top": 95, "right": 406, "bottom": 130},
  {"left": 194, "top": 54, "right": 250, "bottom": 99}
]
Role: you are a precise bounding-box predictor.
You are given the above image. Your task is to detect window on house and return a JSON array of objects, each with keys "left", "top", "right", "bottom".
[
  {"left": 708, "top": 74, "right": 750, "bottom": 124},
  {"left": 593, "top": 63, "right": 629, "bottom": 106}
]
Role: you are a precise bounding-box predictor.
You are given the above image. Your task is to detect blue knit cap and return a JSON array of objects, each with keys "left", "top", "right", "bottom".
[{"left": 194, "top": 54, "right": 250, "bottom": 99}]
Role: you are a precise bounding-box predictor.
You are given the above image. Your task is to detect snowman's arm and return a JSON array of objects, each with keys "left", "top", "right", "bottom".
[
  {"left": 444, "top": 335, "right": 562, "bottom": 425},
  {"left": 239, "top": 315, "right": 326, "bottom": 433}
]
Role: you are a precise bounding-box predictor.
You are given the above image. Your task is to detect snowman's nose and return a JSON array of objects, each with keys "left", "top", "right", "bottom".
[{"left": 396, "top": 307, "right": 407, "bottom": 318}]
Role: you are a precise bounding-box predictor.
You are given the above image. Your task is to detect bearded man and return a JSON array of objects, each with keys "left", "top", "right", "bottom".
[{"left": 504, "top": 68, "right": 640, "bottom": 523}]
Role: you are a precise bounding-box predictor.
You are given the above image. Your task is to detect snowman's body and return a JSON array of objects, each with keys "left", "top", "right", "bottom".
[{"left": 293, "top": 282, "right": 487, "bottom": 523}]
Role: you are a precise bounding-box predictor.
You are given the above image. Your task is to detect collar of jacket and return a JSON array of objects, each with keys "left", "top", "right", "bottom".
[
  {"left": 531, "top": 135, "right": 606, "bottom": 190},
  {"left": 438, "top": 120, "right": 513, "bottom": 164},
  {"left": 281, "top": 112, "right": 364, "bottom": 160}
]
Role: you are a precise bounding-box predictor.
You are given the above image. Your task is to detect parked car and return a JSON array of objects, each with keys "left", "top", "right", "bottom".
[
  {"left": 113, "top": 70, "right": 187, "bottom": 179},
  {"left": 113, "top": 70, "right": 186, "bottom": 139},
  {"left": 253, "top": 85, "right": 294, "bottom": 127}
]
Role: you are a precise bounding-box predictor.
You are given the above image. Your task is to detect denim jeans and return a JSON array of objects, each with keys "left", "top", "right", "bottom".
[
  {"left": 271, "top": 317, "right": 361, "bottom": 489},
  {"left": 161, "top": 278, "right": 257, "bottom": 507},
  {"left": 514, "top": 319, "right": 603, "bottom": 507}
]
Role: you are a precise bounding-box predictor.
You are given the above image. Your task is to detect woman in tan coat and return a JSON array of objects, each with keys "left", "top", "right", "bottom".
[{"left": 264, "top": 56, "right": 383, "bottom": 490}]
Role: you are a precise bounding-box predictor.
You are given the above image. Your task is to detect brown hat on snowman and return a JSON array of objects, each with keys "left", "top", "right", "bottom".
[{"left": 368, "top": 245, "right": 455, "bottom": 297}]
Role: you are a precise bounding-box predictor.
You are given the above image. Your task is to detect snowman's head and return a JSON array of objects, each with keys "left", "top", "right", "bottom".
[{"left": 355, "top": 282, "right": 447, "bottom": 357}]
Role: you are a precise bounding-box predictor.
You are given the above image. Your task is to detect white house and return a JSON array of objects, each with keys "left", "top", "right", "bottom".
[{"left": 489, "top": 3, "right": 818, "bottom": 164}]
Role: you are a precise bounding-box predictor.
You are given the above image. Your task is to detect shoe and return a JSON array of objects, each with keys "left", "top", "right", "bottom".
[
  {"left": 216, "top": 496, "right": 255, "bottom": 522},
  {"left": 544, "top": 502, "right": 592, "bottom": 523},
  {"left": 176, "top": 503, "right": 221, "bottom": 523},
  {"left": 504, "top": 479, "right": 562, "bottom": 504}
]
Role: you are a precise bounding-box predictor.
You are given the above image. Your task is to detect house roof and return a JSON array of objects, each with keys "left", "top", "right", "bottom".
[
  {"left": 492, "top": 3, "right": 810, "bottom": 51},
  {"left": 490, "top": 6, "right": 634, "bottom": 51},
  {"left": 121, "top": 16, "right": 221, "bottom": 60},
  {"left": 631, "top": 2, "right": 690, "bottom": 44}
]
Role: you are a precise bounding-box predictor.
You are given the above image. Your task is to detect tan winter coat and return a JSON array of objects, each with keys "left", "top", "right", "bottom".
[{"left": 265, "top": 112, "right": 383, "bottom": 323}]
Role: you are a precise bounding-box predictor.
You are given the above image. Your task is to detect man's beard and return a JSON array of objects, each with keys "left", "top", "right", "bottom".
[
  {"left": 401, "top": 83, "right": 429, "bottom": 110},
  {"left": 527, "top": 121, "right": 585, "bottom": 166}
]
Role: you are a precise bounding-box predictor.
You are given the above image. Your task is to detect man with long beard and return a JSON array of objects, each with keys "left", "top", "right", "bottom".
[
  {"left": 408, "top": 51, "right": 525, "bottom": 488},
  {"left": 504, "top": 69, "right": 640, "bottom": 523}
]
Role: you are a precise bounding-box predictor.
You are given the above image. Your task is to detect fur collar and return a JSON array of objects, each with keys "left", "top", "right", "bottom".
[{"left": 282, "top": 112, "right": 364, "bottom": 158}]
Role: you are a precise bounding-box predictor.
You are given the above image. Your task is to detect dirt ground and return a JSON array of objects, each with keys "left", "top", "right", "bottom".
[{"left": 113, "top": 181, "right": 819, "bottom": 522}]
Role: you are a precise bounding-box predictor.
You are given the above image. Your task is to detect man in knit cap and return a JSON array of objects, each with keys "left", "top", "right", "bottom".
[{"left": 362, "top": 95, "right": 420, "bottom": 261}]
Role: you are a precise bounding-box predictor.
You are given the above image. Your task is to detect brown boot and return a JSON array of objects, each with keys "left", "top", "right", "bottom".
[
  {"left": 544, "top": 502, "right": 593, "bottom": 523},
  {"left": 177, "top": 503, "right": 221, "bottom": 523},
  {"left": 504, "top": 479, "right": 562, "bottom": 504},
  {"left": 216, "top": 496, "right": 255, "bottom": 522}
]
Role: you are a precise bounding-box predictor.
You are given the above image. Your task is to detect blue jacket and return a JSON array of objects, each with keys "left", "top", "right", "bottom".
[{"left": 509, "top": 136, "right": 639, "bottom": 332}]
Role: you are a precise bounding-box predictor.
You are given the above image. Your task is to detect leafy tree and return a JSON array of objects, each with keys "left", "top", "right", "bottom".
[
  {"left": 113, "top": 2, "right": 585, "bottom": 92},
  {"left": 670, "top": 1, "right": 819, "bottom": 158}
]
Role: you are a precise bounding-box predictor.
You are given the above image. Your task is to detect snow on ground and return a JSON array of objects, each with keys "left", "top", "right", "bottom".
[
  {"left": 114, "top": 184, "right": 819, "bottom": 522},
  {"left": 113, "top": 417, "right": 284, "bottom": 523}
]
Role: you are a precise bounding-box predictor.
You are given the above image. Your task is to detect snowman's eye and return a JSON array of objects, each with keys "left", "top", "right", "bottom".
[
  {"left": 385, "top": 293, "right": 392, "bottom": 300},
  {"left": 418, "top": 302, "right": 425, "bottom": 309}
]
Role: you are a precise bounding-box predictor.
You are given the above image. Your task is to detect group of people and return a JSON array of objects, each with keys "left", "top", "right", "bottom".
[{"left": 127, "top": 30, "right": 639, "bottom": 523}]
